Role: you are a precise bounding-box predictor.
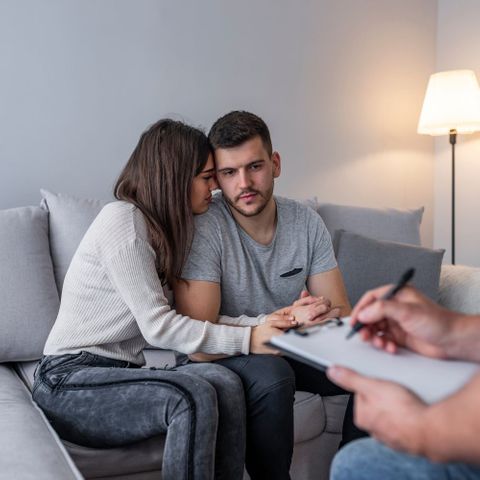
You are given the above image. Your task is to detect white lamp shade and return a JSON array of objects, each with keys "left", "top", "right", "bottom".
[{"left": 417, "top": 70, "right": 480, "bottom": 136}]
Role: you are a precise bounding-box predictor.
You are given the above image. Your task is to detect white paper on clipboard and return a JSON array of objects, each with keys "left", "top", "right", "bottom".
[{"left": 269, "top": 318, "right": 479, "bottom": 404}]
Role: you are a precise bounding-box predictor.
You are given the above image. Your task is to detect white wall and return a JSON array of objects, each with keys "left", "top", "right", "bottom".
[
  {"left": 435, "top": 0, "right": 480, "bottom": 266},
  {"left": 0, "top": 0, "right": 437, "bottom": 245}
]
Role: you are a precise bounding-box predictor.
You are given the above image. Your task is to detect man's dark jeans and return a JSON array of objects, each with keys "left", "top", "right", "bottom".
[
  {"left": 33, "top": 352, "right": 246, "bottom": 480},
  {"left": 216, "top": 355, "right": 366, "bottom": 480}
]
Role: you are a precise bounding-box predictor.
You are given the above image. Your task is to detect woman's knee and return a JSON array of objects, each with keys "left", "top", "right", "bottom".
[
  {"left": 181, "top": 362, "right": 244, "bottom": 397},
  {"left": 166, "top": 371, "right": 219, "bottom": 422}
]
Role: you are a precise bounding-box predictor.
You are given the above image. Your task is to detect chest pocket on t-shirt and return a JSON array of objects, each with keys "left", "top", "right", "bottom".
[
  {"left": 280, "top": 268, "right": 303, "bottom": 278},
  {"left": 277, "top": 266, "right": 307, "bottom": 307}
]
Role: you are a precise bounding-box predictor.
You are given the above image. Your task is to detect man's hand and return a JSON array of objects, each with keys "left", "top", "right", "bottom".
[
  {"left": 327, "top": 366, "right": 427, "bottom": 455},
  {"left": 350, "top": 285, "right": 459, "bottom": 358}
]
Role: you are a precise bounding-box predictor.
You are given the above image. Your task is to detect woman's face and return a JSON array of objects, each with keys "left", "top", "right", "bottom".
[{"left": 191, "top": 154, "right": 218, "bottom": 214}]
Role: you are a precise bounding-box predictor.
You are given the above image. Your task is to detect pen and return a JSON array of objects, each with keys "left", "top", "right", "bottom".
[{"left": 345, "top": 267, "right": 415, "bottom": 340}]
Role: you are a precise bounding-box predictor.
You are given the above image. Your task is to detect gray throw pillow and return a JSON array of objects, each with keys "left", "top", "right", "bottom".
[
  {"left": 0, "top": 207, "right": 60, "bottom": 361},
  {"left": 309, "top": 200, "right": 424, "bottom": 245},
  {"left": 334, "top": 230, "right": 444, "bottom": 306},
  {"left": 40, "top": 189, "right": 105, "bottom": 293}
]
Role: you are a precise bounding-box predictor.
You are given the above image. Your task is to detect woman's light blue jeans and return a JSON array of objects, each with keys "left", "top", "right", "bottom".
[
  {"left": 33, "top": 352, "right": 246, "bottom": 480},
  {"left": 331, "top": 438, "right": 480, "bottom": 480}
]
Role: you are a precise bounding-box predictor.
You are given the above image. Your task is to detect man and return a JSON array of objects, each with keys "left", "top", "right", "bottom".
[
  {"left": 328, "top": 285, "right": 480, "bottom": 480},
  {"left": 175, "top": 111, "right": 361, "bottom": 479}
]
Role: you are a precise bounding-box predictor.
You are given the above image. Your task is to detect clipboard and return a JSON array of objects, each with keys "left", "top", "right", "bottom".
[{"left": 268, "top": 318, "right": 479, "bottom": 404}]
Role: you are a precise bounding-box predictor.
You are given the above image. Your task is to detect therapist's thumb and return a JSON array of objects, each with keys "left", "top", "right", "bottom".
[{"left": 327, "top": 366, "right": 373, "bottom": 393}]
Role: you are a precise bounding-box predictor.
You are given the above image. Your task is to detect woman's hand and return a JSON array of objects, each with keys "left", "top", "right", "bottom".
[
  {"left": 250, "top": 324, "right": 284, "bottom": 354},
  {"left": 265, "top": 311, "right": 297, "bottom": 329}
]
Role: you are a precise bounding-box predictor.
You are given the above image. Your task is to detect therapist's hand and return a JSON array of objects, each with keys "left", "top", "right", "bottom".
[
  {"left": 327, "top": 366, "right": 427, "bottom": 455},
  {"left": 351, "top": 285, "right": 458, "bottom": 358}
]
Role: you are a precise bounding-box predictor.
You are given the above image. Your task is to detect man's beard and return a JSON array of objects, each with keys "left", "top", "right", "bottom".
[{"left": 224, "top": 183, "right": 274, "bottom": 218}]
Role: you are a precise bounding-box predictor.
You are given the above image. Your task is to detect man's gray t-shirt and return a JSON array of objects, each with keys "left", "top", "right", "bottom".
[{"left": 182, "top": 195, "right": 337, "bottom": 318}]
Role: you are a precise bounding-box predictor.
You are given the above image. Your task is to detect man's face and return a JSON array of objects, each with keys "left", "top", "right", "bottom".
[{"left": 214, "top": 136, "right": 280, "bottom": 218}]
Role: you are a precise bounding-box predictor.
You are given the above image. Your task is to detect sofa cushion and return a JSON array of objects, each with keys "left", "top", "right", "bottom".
[
  {"left": 334, "top": 230, "right": 444, "bottom": 306},
  {"left": 0, "top": 366, "right": 82, "bottom": 479},
  {"left": 439, "top": 265, "right": 480, "bottom": 314},
  {"left": 0, "top": 207, "right": 59, "bottom": 362},
  {"left": 309, "top": 200, "right": 424, "bottom": 245},
  {"left": 292, "top": 391, "right": 326, "bottom": 443},
  {"left": 40, "top": 189, "right": 105, "bottom": 293}
]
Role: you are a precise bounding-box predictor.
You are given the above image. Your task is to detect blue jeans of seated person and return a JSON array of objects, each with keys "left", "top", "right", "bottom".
[
  {"left": 331, "top": 438, "right": 480, "bottom": 480},
  {"left": 215, "top": 355, "right": 366, "bottom": 480},
  {"left": 32, "top": 352, "right": 246, "bottom": 480}
]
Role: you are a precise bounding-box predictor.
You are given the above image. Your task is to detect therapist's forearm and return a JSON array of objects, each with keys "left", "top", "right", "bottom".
[{"left": 420, "top": 372, "right": 480, "bottom": 464}]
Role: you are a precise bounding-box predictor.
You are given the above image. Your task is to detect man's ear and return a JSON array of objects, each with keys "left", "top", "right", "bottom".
[{"left": 272, "top": 151, "right": 281, "bottom": 178}]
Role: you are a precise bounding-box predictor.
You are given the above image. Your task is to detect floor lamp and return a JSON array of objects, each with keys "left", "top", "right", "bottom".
[{"left": 417, "top": 70, "right": 480, "bottom": 265}]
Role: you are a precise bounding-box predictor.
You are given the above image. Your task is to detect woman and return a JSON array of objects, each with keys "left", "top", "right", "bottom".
[{"left": 32, "top": 119, "right": 293, "bottom": 480}]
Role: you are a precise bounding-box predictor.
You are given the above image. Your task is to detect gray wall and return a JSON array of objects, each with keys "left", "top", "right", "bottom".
[{"left": 1, "top": 0, "right": 437, "bottom": 245}]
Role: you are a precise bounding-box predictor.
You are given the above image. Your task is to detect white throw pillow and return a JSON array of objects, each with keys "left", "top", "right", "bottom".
[{"left": 40, "top": 189, "right": 105, "bottom": 293}]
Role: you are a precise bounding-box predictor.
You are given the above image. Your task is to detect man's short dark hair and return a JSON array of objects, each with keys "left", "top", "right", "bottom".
[{"left": 208, "top": 111, "right": 272, "bottom": 156}]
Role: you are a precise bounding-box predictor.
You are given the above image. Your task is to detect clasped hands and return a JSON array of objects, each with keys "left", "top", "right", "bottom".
[{"left": 265, "top": 290, "right": 341, "bottom": 330}]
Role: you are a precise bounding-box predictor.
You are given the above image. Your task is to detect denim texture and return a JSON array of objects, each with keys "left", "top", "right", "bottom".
[
  {"left": 33, "top": 352, "right": 246, "bottom": 480},
  {"left": 215, "top": 355, "right": 366, "bottom": 480},
  {"left": 215, "top": 355, "right": 296, "bottom": 480},
  {"left": 331, "top": 438, "right": 480, "bottom": 480}
]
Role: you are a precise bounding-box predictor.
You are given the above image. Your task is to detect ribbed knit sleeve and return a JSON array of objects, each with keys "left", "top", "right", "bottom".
[
  {"left": 217, "top": 314, "right": 267, "bottom": 327},
  {"left": 103, "top": 238, "right": 251, "bottom": 355}
]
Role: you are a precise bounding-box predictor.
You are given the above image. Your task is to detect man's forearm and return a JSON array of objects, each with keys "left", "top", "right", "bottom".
[
  {"left": 445, "top": 314, "right": 480, "bottom": 362},
  {"left": 420, "top": 372, "right": 480, "bottom": 464}
]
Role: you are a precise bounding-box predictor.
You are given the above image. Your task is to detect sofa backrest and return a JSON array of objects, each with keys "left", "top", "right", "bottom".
[
  {"left": 309, "top": 200, "right": 424, "bottom": 246},
  {"left": 439, "top": 265, "right": 480, "bottom": 314}
]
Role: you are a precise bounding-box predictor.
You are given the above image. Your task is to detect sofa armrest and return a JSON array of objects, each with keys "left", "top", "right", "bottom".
[
  {"left": 439, "top": 265, "right": 480, "bottom": 314},
  {"left": 0, "top": 365, "right": 83, "bottom": 480}
]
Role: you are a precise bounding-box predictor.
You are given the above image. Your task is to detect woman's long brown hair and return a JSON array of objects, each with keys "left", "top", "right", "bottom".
[{"left": 114, "top": 119, "right": 211, "bottom": 285}]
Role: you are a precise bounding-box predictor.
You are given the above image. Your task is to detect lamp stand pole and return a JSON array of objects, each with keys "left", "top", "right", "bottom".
[{"left": 449, "top": 129, "right": 457, "bottom": 265}]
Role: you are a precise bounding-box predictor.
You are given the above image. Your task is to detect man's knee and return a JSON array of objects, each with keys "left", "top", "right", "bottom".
[
  {"left": 242, "top": 355, "right": 295, "bottom": 399},
  {"left": 332, "top": 438, "right": 412, "bottom": 480},
  {"left": 331, "top": 439, "right": 371, "bottom": 480}
]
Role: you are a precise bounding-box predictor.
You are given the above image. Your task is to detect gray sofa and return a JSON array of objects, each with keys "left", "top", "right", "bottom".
[{"left": 2, "top": 190, "right": 479, "bottom": 480}]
